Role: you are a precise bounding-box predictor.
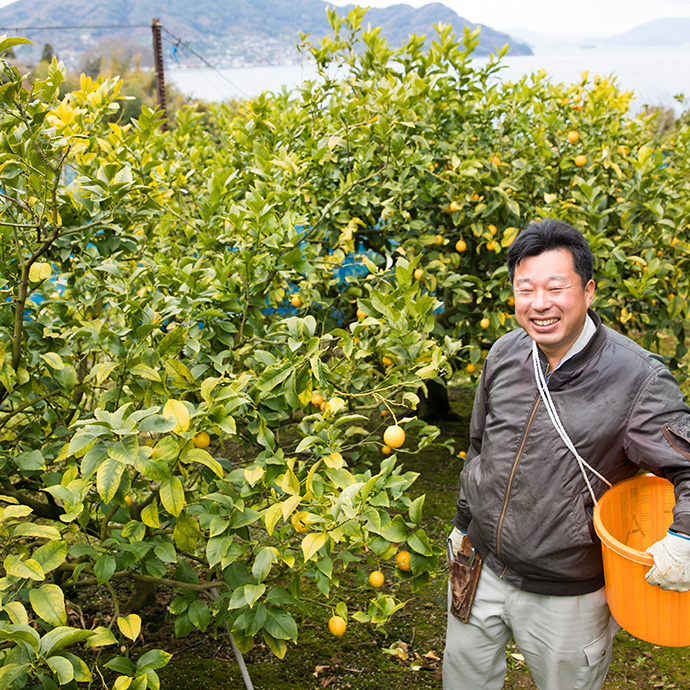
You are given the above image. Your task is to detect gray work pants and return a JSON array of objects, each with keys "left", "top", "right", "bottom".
[{"left": 443, "top": 565, "right": 619, "bottom": 690}]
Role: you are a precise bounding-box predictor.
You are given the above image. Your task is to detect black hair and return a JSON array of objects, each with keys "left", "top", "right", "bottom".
[{"left": 506, "top": 219, "right": 593, "bottom": 288}]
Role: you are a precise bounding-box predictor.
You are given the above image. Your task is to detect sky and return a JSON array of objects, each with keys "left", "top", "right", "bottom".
[{"left": 327, "top": 0, "right": 690, "bottom": 38}]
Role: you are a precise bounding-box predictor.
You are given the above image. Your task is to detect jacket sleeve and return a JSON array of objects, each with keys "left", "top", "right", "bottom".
[
  {"left": 453, "top": 357, "right": 490, "bottom": 531},
  {"left": 623, "top": 361, "right": 690, "bottom": 535}
]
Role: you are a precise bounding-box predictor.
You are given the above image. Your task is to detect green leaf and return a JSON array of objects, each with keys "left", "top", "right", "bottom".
[
  {"left": 69, "top": 426, "right": 111, "bottom": 456},
  {"left": 62, "top": 651, "right": 92, "bottom": 682},
  {"left": 162, "top": 398, "right": 190, "bottom": 433},
  {"left": 29, "top": 262, "right": 52, "bottom": 282},
  {"left": 263, "top": 607, "right": 298, "bottom": 641},
  {"left": 408, "top": 495, "right": 425, "bottom": 525},
  {"left": 187, "top": 599, "right": 211, "bottom": 631},
  {"left": 85, "top": 626, "right": 118, "bottom": 648},
  {"left": 55, "top": 364, "right": 78, "bottom": 393},
  {"left": 229, "top": 584, "right": 265, "bottom": 610},
  {"left": 13, "top": 449, "right": 46, "bottom": 471},
  {"left": 379, "top": 514, "right": 408, "bottom": 542},
  {"left": 153, "top": 541, "right": 177, "bottom": 563},
  {"left": 136, "top": 649, "right": 172, "bottom": 672},
  {"left": 0, "top": 37, "right": 33, "bottom": 52},
  {"left": 105, "top": 656, "right": 135, "bottom": 675},
  {"left": 107, "top": 434, "right": 139, "bottom": 464},
  {"left": 160, "top": 475, "right": 185, "bottom": 517},
  {"left": 252, "top": 547, "right": 276, "bottom": 584},
  {"left": 4, "top": 555, "right": 45, "bottom": 581},
  {"left": 206, "top": 535, "right": 232, "bottom": 567},
  {"left": 141, "top": 499, "right": 160, "bottom": 528},
  {"left": 129, "top": 363, "right": 161, "bottom": 381},
  {"left": 97, "top": 456, "right": 125, "bottom": 503},
  {"left": 113, "top": 676, "right": 133, "bottom": 690},
  {"left": 408, "top": 530, "right": 433, "bottom": 556},
  {"left": 32, "top": 540, "right": 68, "bottom": 574},
  {"left": 257, "top": 364, "right": 293, "bottom": 392},
  {"left": 41, "top": 353, "right": 65, "bottom": 370},
  {"left": 30, "top": 584, "right": 66, "bottom": 626},
  {"left": 117, "top": 614, "right": 142, "bottom": 641},
  {"left": 39, "top": 627, "right": 93, "bottom": 656},
  {"left": 47, "top": 655, "right": 74, "bottom": 684},
  {"left": 173, "top": 510, "right": 202, "bottom": 552},
  {"left": 12, "top": 523, "right": 61, "bottom": 541},
  {"left": 0, "top": 624, "right": 40, "bottom": 649},
  {"left": 94, "top": 554, "right": 117, "bottom": 584},
  {"left": 2, "top": 601, "right": 29, "bottom": 624},
  {"left": 264, "top": 503, "right": 282, "bottom": 536},
  {"left": 2, "top": 504, "right": 32, "bottom": 519},
  {"left": 0, "top": 664, "right": 31, "bottom": 688},
  {"left": 301, "top": 532, "right": 328, "bottom": 562},
  {"left": 183, "top": 448, "right": 224, "bottom": 478},
  {"left": 263, "top": 631, "right": 287, "bottom": 659}
]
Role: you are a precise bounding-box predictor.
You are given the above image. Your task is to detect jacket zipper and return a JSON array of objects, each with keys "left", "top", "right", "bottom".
[{"left": 495, "top": 395, "right": 541, "bottom": 567}]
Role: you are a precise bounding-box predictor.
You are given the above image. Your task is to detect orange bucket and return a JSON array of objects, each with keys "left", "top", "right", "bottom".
[{"left": 593, "top": 474, "right": 690, "bottom": 646}]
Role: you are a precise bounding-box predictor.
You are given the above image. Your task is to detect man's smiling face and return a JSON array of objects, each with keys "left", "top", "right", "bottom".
[{"left": 513, "top": 248, "right": 595, "bottom": 367}]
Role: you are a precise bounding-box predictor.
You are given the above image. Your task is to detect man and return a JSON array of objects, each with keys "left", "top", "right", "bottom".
[{"left": 443, "top": 219, "right": 690, "bottom": 690}]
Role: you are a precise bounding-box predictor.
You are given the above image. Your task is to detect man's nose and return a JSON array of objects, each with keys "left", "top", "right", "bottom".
[{"left": 531, "top": 289, "right": 551, "bottom": 310}]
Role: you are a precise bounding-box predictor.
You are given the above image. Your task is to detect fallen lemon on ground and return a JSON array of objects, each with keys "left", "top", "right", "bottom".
[
  {"left": 369, "top": 570, "right": 385, "bottom": 588},
  {"left": 383, "top": 425, "right": 405, "bottom": 448},
  {"left": 192, "top": 431, "right": 210, "bottom": 449},
  {"left": 395, "top": 550, "right": 411, "bottom": 572},
  {"left": 328, "top": 615, "right": 347, "bottom": 636}
]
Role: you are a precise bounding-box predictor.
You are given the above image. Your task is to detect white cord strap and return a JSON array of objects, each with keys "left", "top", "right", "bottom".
[{"left": 531, "top": 341, "right": 612, "bottom": 506}]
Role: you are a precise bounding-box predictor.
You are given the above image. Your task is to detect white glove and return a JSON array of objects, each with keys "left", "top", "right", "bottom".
[
  {"left": 645, "top": 530, "right": 690, "bottom": 592},
  {"left": 446, "top": 527, "right": 466, "bottom": 562}
]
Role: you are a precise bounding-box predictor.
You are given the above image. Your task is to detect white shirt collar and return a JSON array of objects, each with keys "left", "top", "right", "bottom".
[{"left": 554, "top": 314, "right": 597, "bottom": 370}]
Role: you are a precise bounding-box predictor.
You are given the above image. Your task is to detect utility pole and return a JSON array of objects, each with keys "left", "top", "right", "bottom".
[{"left": 151, "top": 18, "right": 168, "bottom": 131}]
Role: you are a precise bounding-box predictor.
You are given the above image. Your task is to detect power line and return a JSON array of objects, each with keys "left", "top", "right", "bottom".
[
  {"left": 0, "top": 20, "right": 255, "bottom": 102},
  {"left": 0, "top": 24, "right": 150, "bottom": 31},
  {"left": 160, "top": 26, "right": 252, "bottom": 100}
]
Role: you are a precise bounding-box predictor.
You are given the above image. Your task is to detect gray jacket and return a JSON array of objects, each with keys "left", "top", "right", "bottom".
[{"left": 454, "top": 310, "right": 690, "bottom": 596}]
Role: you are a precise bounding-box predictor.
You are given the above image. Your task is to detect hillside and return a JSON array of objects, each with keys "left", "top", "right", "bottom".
[
  {"left": 607, "top": 17, "right": 690, "bottom": 46},
  {"left": 0, "top": 0, "right": 532, "bottom": 70}
]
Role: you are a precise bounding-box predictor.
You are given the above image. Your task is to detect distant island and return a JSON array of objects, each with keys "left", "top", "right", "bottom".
[{"left": 0, "top": 0, "right": 533, "bottom": 70}]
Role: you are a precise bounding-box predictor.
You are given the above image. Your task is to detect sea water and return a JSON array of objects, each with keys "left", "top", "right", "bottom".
[{"left": 167, "top": 44, "right": 690, "bottom": 114}]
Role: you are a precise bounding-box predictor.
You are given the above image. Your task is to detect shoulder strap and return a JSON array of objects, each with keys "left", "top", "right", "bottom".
[{"left": 532, "top": 340, "right": 612, "bottom": 506}]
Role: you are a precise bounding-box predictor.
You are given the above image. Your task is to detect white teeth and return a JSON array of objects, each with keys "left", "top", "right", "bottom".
[{"left": 534, "top": 318, "right": 558, "bottom": 326}]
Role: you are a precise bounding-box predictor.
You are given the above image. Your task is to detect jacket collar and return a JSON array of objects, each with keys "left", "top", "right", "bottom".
[{"left": 533, "top": 309, "right": 606, "bottom": 376}]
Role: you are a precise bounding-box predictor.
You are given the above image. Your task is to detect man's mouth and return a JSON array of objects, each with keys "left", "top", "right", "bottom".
[{"left": 532, "top": 318, "right": 559, "bottom": 326}]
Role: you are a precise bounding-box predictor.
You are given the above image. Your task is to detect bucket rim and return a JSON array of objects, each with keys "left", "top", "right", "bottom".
[{"left": 593, "top": 474, "right": 667, "bottom": 567}]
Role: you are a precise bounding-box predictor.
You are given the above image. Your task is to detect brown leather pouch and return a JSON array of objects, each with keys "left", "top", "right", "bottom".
[{"left": 449, "top": 536, "right": 483, "bottom": 623}]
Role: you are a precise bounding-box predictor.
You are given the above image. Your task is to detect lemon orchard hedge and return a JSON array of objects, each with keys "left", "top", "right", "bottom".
[
  {"left": 1, "top": 6, "right": 690, "bottom": 687},
  {"left": 0, "top": 34, "right": 448, "bottom": 689}
]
